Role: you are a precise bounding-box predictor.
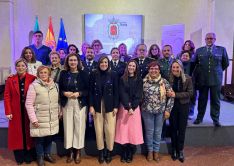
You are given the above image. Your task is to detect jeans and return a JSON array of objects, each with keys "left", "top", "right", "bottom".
[
  {"left": 34, "top": 136, "right": 53, "bottom": 157},
  {"left": 142, "top": 111, "right": 164, "bottom": 152}
]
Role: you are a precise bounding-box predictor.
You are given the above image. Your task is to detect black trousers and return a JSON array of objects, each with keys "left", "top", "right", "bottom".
[
  {"left": 197, "top": 85, "right": 221, "bottom": 122},
  {"left": 13, "top": 148, "right": 36, "bottom": 163},
  {"left": 169, "top": 101, "right": 189, "bottom": 151}
]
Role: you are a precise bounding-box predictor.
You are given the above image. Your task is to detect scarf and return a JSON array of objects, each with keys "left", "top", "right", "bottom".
[{"left": 144, "top": 74, "right": 166, "bottom": 101}]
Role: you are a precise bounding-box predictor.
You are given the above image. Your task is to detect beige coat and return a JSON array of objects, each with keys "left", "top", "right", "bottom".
[{"left": 26, "top": 78, "right": 59, "bottom": 137}]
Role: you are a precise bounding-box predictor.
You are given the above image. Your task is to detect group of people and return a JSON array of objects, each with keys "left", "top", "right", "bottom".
[{"left": 4, "top": 31, "right": 229, "bottom": 166}]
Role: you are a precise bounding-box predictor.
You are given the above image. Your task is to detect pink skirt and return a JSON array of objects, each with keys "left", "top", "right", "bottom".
[{"left": 115, "top": 105, "right": 144, "bottom": 145}]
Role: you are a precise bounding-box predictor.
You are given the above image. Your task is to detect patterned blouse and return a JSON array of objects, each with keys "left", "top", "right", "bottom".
[{"left": 141, "top": 74, "right": 174, "bottom": 114}]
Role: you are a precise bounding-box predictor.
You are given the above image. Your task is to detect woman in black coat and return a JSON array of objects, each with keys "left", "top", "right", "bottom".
[
  {"left": 89, "top": 56, "right": 119, "bottom": 164},
  {"left": 167, "top": 59, "right": 193, "bottom": 163}
]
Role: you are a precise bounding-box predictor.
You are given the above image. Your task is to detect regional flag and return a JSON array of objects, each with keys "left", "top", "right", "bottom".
[
  {"left": 56, "top": 18, "right": 68, "bottom": 51},
  {"left": 33, "top": 16, "right": 40, "bottom": 32},
  {"left": 45, "top": 16, "right": 56, "bottom": 50}
]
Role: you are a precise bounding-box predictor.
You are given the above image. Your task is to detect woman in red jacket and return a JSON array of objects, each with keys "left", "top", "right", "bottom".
[{"left": 4, "top": 58, "right": 36, "bottom": 165}]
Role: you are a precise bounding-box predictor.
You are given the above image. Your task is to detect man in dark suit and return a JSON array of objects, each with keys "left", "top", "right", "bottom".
[
  {"left": 110, "top": 48, "right": 126, "bottom": 77},
  {"left": 193, "top": 33, "right": 229, "bottom": 127},
  {"left": 82, "top": 47, "right": 98, "bottom": 146},
  {"left": 134, "top": 44, "right": 154, "bottom": 78},
  {"left": 82, "top": 47, "right": 98, "bottom": 75}
]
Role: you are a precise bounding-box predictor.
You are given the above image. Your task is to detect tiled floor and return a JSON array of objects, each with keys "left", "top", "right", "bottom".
[{"left": 1, "top": 146, "right": 234, "bottom": 166}]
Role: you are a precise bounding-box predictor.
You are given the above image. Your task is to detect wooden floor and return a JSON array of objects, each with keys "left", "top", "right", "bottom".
[{"left": 1, "top": 146, "right": 234, "bottom": 166}]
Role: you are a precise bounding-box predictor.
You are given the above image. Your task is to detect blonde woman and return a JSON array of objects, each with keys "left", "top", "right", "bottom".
[
  {"left": 167, "top": 60, "right": 193, "bottom": 163},
  {"left": 26, "top": 66, "right": 60, "bottom": 166}
]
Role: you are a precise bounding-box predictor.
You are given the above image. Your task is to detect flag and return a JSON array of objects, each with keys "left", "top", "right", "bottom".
[
  {"left": 33, "top": 16, "right": 40, "bottom": 32},
  {"left": 56, "top": 18, "right": 68, "bottom": 51},
  {"left": 45, "top": 16, "right": 56, "bottom": 50}
]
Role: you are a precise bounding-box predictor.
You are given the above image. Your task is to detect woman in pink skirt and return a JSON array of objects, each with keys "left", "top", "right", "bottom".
[{"left": 115, "top": 60, "right": 144, "bottom": 163}]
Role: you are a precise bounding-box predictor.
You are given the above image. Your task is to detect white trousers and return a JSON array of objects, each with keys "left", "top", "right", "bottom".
[{"left": 63, "top": 98, "right": 87, "bottom": 149}]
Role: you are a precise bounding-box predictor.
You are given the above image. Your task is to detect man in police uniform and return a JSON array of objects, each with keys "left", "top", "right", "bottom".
[
  {"left": 158, "top": 45, "right": 175, "bottom": 81},
  {"left": 193, "top": 33, "right": 229, "bottom": 127},
  {"left": 110, "top": 48, "right": 126, "bottom": 77},
  {"left": 134, "top": 44, "right": 154, "bottom": 78},
  {"left": 82, "top": 47, "right": 98, "bottom": 75}
]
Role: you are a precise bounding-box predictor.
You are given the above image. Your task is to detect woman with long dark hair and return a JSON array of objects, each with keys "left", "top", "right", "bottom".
[
  {"left": 20, "top": 46, "right": 42, "bottom": 76},
  {"left": 89, "top": 56, "right": 119, "bottom": 164},
  {"left": 115, "top": 60, "right": 143, "bottom": 163}
]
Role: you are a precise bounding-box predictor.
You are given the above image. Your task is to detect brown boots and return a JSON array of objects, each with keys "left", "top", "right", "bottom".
[
  {"left": 66, "top": 148, "right": 82, "bottom": 164},
  {"left": 147, "top": 151, "right": 160, "bottom": 162},
  {"left": 74, "top": 149, "right": 81, "bottom": 164},
  {"left": 153, "top": 152, "right": 160, "bottom": 162},
  {"left": 66, "top": 148, "right": 74, "bottom": 163},
  {"left": 147, "top": 152, "right": 153, "bottom": 161}
]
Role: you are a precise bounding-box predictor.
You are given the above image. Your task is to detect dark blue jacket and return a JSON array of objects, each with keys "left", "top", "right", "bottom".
[
  {"left": 59, "top": 70, "right": 89, "bottom": 108},
  {"left": 134, "top": 57, "right": 154, "bottom": 78},
  {"left": 110, "top": 60, "right": 126, "bottom": 77},
  {"left": 89, "top": 70, "right": 119, "bottom": 113}
]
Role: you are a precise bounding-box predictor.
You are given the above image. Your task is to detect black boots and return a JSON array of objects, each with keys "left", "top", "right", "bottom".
[
  {"left": 171, "top": 149, "right": 178, "bottom": 161},
  {"left": 178, "top": 151, "right": 185, "bottom": 163},
  {"left": 126, "top": 145, "right": 133, "bottom": 163},
  {"left": 105, "top": 150, "right": 112, "bottom": 163},
  {"left": 120, "top": 146, "right": 127, "bottom": 162},
  {"left": 98, "top": 149, "right": 113, "bottom": 164},
  {"left": 44, "top": 154, "right": 56, "bottom": 163},
  {"left": 171, "top": 149, "right": 185, "bottom": 163},
  {"left": 98, "top": 150, "right": 105, "bottom": 164}
]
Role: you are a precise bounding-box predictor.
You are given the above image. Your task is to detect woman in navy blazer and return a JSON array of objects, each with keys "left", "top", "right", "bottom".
[
  {"left": 89, "top": 56, "right": 119, "bottom": 164},
  {"left": 59, "top": 53, "right": 89, "bottom": 164}
]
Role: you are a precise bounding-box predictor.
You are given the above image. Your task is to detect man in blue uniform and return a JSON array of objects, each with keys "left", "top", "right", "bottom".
[
  {"left": 134, "top": 44, "right": 154, "bottom": 78},
  {"left": 29, "top": 31, "right": 51, "bottom": 65},
  {"left": 110, "top": 48, "right": 126, "bottom": 78},
  {"left": 193, "top": 33, "right": 229, "bottom": 127},
  {"left": 82, "top": 47, "right": 98, "bottom": 75}
]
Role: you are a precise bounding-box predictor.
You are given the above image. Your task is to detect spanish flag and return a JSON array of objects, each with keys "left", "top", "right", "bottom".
[{"left": 45, "top": 16, "right": 56, "bottom": 51}]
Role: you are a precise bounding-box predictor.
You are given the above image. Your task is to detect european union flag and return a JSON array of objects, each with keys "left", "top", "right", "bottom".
[{"left": 56, "top": 18, "right": 68, "bottom": 51}]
